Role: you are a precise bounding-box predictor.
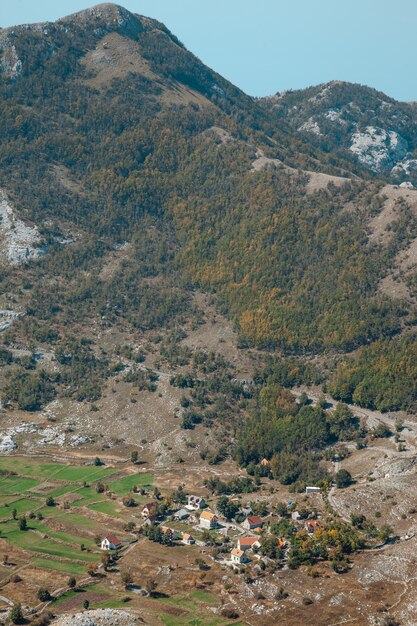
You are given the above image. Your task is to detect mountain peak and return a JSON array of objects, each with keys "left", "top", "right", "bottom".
[{"left": 58, "top": 3, "right": 143, "bottom": 35}]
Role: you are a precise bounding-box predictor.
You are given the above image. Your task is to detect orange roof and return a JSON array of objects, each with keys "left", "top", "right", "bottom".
[
  {"left": 182, "top": 533, "right": 194, "bottom": 540},
  {"left": 231, "top": 548, "right": 244, "bottom": 558},
  {"left": 238, "top": 537, "right": 259, "bottom": 547},
  {"left": 200, "top": 510, "right": 217, "bottom": 521},
  {"left": 306, "top": 520, "right": 320, "bottom": 527}
]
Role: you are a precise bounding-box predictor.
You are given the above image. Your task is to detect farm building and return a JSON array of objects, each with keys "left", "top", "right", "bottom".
[
  {"left": 306, "top": 486, "right": 321, "bottom": 494},
  {"left": 173, "top": 508, "right": 189, "bottom": 521},
  {"left": 101, "top": 535, "right": 122, "bottom": 550},
  {"left": 199, "top": 510, "right": 218, "bottom": 529}
]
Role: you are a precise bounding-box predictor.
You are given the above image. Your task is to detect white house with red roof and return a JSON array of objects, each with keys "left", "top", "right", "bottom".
[{"left": 101, "top": 535, "right": 122, "bottom": 550}]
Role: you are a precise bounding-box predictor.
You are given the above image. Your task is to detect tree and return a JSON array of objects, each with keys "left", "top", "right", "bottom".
[
  {"left": 120, "top": 570, "right": 133, "bottom": 588},
  {"left": 145, "top": 578, "right": 158, "bottom": 597},
  {"left": 86, "top": 563, "right": 98, "bottom": 577},
  {"left": 130, "top": 450, "right": 139, "bottom": 464},
  {"left": 335, "top": 469, "right": 353, "bottom": 488},
  {"left": 101, "top": 553, "right": 111, "bottom": 571},
  {"left": 68, "top": 577, "right": 76, "bottom": 589},
  {"left": 83, "top": 599, "right": 90, "bottom": 610},
  {"left": 217, "top": 496, "right": 239, "bottom": 520},
  {"left": 37, "top": 587, "right": 51, "bottom": 602},
  {"left": 19, "top": 517, "right": 27, "bottom": 531},
  {"left": 10, "top": 603, "right": 24, "bottom": 624},
  {"left": 94, "top": 457, "right": 103, "bottom": 466},
  {"left": 378, "top": 524, "right": 393, "bottom": 543},
  {"left": 12, "top": 508, "right": 17, "bottom": 520},
  {"left": 45, "top": 496, "right": 55, "bottom": 506}
]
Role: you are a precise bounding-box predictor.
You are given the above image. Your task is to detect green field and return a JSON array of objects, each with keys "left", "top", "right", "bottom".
[
  {"left": 0, "top": 476, "right": 40, "bottom": 495},
  {"left": 0, "top": 497, "right": 42, "bottom": 519},
  {"left": 1, "top": 522, "right": 98, "bottom": 562},
  {"left": 0, "top": 458, "right": 154, "bottom": 583},
  {"left": 107, "top": 472, "right": 154, "bottom": 495},
  {"left": 0, "top": 458, "right": 115, "bottom": 483},
  {"left": 88, "top": 500, "right": 121, "bottom": 517},
  {"left": 159, "top": 591, "right": 242, "bottom": 626},
  {"left": 31, "top": 557, "right": 88, "bottom": 575}
]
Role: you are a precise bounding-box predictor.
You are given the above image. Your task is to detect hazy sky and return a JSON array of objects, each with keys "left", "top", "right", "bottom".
[{"left": 1, "top": 0, "right": 416, "bottom": 101}]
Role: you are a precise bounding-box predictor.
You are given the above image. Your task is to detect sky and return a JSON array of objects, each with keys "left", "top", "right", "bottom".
[{"left": 0, "top": 0, "right": 416, "bottom": 101}]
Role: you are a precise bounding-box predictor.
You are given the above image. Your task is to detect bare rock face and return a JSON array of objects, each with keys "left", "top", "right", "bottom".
[
  {"left": 349, "top": 126, "right": 408, "bottom": 171},
  {"left": 0, "top": 190, "right": 44, "bottom": 265}
]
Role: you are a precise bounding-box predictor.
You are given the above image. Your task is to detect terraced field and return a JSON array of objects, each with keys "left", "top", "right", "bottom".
[{"left": 0, "top": 457, "right": 155, "bottom": 583}]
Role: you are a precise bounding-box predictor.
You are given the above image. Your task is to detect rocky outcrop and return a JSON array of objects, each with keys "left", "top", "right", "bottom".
[
  {"left": 0, "top": 190, "right": 44, "bottom": 265},
  {"left": 349, "top": 126, "right": 408, "bottom": 171},
  {"left": 52, "top": 608, "right": 145, "bottom": 626}
]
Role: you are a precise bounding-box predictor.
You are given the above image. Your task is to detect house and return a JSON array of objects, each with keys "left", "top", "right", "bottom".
[
  {"left": 237, "top": 536, "right": 260, "bottom": 551},
  {"left": 142, "top": 502, "right": 157, "bottom": 518},
  {"left": 182, "top": 533, "right": 195, "bottom": 545},
  {"left": 260, "top": 458, "right": 270, "bottom": 466},
  {"left": 173, "top": 508, "right": 189, "bottom": 521},
  {"left": 199, "top": 510, "right": 218, "bottom": 529},
  {"left": 305, "top": 520, "right": 320, "bottom": 534},
  {"left": 243, "top": 516, "right": 263, "bottom": 531},
  {"left": 161, "top": 526, "right": 179, "bottom": 540},
  {"left": 187, "top": 495, "right": 206, "bottom": 511},
  {"left": 291, "top": 510, "right": 301, "bottom": 521},
  {"left": 101, "top": 535, "right": 122, "bottom": 550},
  {"left": 305, "top": 486, "right": 321, "bottom": 494},
  {"left": 231, "top": 548, "right": 248, "bottom": 564},
  {"left": 143, "top": 515, "right": 157, "bottom": 527}
]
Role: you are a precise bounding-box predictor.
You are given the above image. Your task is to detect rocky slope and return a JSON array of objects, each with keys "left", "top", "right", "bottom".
[{"left": 261, "top": 81, "right": 417, "bottom": 183}]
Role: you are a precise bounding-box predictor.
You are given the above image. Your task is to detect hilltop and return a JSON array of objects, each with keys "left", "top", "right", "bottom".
[{"left": 262, "top": 80, "right": 417, "bottom": 181}]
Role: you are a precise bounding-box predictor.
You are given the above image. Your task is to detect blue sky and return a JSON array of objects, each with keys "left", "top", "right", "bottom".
[{"left": 1, "top": 0, "right": 416, "bottom": 101}]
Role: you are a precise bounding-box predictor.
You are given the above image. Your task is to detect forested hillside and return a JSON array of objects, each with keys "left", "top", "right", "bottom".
[{"left": 1, "top": 3, "right": 417, "bottom": 416}]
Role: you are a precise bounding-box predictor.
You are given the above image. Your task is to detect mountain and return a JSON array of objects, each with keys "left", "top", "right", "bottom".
[
  {"left": 0, "top": 4, "right": 417, "bottom": 411},
  {"left": 261, "top": 80, "right": 417, "bottom": 182}
]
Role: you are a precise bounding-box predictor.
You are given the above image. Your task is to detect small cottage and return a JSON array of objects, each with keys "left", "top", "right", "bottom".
[
  {"left": 142, "top": 502, "right": 157, "bottom": 518},
  {"left": 101, "top": 535, "right": 122, "bottom": 550},
  {"left": 237, "top": 536, "right": 260, "bottom": 551},
  {"left": 231, "top": 548, "right": 248, "bottom": 564},
  {"left": 305, "top": 520, "right": 320, "bottom": 534},
  {"left": 161, "top": 526, "right": 179, "bottom": 540},
  {"left": 182, "top": 533, "right": 195, "bottom": 545},
  {"left": 243, "top": 516, "right": 263, "bottom": 531}
]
